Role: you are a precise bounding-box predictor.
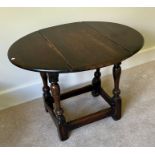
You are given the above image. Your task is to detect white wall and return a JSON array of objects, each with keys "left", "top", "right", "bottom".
[{"left": 1, "top": 7, "right": 155, "bottom": 110}]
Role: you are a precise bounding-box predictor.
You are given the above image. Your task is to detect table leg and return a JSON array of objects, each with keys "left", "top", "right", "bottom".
[
  {"left": 92, "top": 68, "right": 101, "bottom": 97},
  {"left": 40, "top": 72, "right": 53, "bottom": 112},
  {"left": 112, "top": 63, "right": 122, "bottom": 120},
  {"left": 48, "top": 73, "right": 68, "bottom": 141}
]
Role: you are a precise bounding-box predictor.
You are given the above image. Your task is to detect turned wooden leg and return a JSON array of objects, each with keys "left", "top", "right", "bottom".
[
  {"left": 112, "top": 63, "right": 122, "bottom": 120},
  {"left": 92, "top": 68, "right": 101, "bottom": 97},
  {"left": 48, "top": 73, "right": 68, "bottom": 141},
  {"left": 40, "top": 72, "right": 53, "bottom": 112}
]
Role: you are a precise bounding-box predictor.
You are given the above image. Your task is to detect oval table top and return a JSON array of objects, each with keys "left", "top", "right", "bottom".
[{"left": 8, "top": 21, "right": 144, "bottom": 73}]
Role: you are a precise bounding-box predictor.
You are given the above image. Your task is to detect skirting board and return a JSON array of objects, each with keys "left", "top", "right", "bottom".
[{"left": 0, "top": 47, "right": 155, "bottom": 110}]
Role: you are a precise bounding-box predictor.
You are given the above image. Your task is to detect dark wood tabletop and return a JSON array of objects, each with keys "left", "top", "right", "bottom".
[{"left": 8, "top": 21, "right": 144, "bottom": 73}]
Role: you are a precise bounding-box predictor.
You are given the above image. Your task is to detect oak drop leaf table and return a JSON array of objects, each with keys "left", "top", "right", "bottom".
[{"left": 8, "top": 22, "right": 144, "bottom": 141}]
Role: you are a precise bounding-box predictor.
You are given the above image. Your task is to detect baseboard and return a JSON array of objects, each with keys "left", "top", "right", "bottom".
[
  {"left": 0, "top": 81, "right": 43, "bottom": 111},
  {"left": 1, "top": 47, "right": 155, "bottom": 110},
  {"left": 122, "top": 46, "right": 155, "bottom": 70}
]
